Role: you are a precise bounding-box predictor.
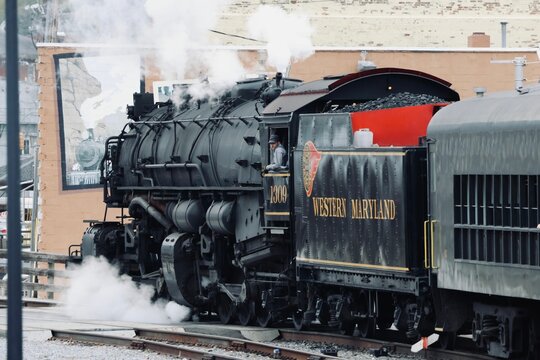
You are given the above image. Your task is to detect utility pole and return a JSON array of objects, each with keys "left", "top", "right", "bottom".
[{"left": 6, "top": 0, "right": 23, "bottom": 358}]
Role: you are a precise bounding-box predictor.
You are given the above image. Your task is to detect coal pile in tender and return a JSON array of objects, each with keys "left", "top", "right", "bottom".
[{"left": 329, "top": 92, "right": 448, "bottom": 113}]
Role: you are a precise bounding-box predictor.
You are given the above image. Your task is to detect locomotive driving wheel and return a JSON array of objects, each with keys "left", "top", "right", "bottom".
[
  {"left": 255, "top": 289, "right": 273, "bottom": 327},
  {"left": 293, "top": 309, "right": 310, "bottom": 331},
  {"left": 217, "top": 293, "right": 235, "bottom": 325},
  {"left": 237, "top": 301, "right": 254, "bottom": 326},
  {"left": 255, "top": 303, "right": 273, "bottom": 328}
]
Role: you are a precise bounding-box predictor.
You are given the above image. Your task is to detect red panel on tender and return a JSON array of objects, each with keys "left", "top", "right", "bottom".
[{"left": 350, "top": 103, "right": 448, "bottom": 146}]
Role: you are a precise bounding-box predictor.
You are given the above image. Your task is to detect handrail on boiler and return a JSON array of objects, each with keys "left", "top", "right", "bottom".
[{"left": 139, "top": 162, "right": 208, "bottom": 186}]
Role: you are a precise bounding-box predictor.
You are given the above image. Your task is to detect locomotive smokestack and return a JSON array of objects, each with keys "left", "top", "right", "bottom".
[
  {"left": 276, "top": 72, "right": 283, "bottom": 88},
  {"left": 87, "top": 128, "right": 95, "bottom": 140}
]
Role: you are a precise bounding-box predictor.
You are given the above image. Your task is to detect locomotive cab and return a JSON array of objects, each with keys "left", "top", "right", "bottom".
[{"left": 262, "top": 120, "right": 291, "bottom": 226}]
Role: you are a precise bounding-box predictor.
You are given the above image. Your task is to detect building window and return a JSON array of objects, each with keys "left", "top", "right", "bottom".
[{"left": 23, "top": 139, "right": 30, "bottom": 155}]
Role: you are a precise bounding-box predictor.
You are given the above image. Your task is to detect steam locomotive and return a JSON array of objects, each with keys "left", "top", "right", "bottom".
[
  {"left": 80, "top": 67, "right": 540, "bottom": 359},
  {"left": 75, "top": 128, "right": 105, "bottom": 171}
]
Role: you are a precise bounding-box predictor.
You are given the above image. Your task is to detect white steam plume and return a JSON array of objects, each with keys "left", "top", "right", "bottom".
[
  {"left": 79, "top": 55, "right": 141, "bottom": 130},
  {"left": 247, "top": 5, "right": 314, "bottom": 73},
  {"left": 185, "top": 50, "right": 248, "bottom": 102},
  {"left": 62, "top": 257, "right": 190, "bottom": 324},
  {"left": 64, "top": 0, "right": 242, "bottom": 91}
]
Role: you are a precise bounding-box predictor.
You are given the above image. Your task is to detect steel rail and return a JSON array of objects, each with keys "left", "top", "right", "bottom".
[
  {"left": 279, "top": 329, "right": 495, "bottom": 360},
  {"left": 50, "top": 329, "right": 239, "bottom": 360},
  {"left": 135, "top": 327, "right": 340, "bottom": 360}
]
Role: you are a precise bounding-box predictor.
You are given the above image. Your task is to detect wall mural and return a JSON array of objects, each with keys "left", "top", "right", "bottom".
[{"left": 54, "top": 53, "right": 142, "bottom": 190}]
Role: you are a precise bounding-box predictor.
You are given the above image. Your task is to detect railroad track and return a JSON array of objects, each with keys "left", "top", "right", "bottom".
[
  {"left": 279, "top": 329, "right": 495, "bottom": 360},
  {"left": 51, "top": 329, "right": 241, "bottom": 359},
  {"left": 50, "top": 328, "right": 340, "bottom": 360},
  {"left": 51, "top": 325, "right": 496, "bottom": 360}
]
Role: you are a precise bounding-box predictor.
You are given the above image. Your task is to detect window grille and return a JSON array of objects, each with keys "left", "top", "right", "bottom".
[{"left": 454, "top": 175, "right": 540, "bottom": 266}]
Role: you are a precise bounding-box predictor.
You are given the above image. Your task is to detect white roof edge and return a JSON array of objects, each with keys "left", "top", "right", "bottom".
[
  {"left": 36, "top": 42, "right": 539, "bottom": 53},
  {"left": 313, "top": 46, "right": 539, "bottom": 53},
  {"left": 36, "top": 42, "right": 155, "bottom": 49}
]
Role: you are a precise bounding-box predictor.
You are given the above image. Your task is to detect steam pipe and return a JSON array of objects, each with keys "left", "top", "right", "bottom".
[
  {"left": 129, "top": 197, "right": 173, "bottom": 231},
  {"left": 139, "top": 162, "right": 208, "bottom": 186}
]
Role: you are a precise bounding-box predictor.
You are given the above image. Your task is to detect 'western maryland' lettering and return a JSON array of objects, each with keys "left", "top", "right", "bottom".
[
  {"left": 311, "top": 197, "right": 397, "bottom": 220},
  {"left": 351, "top": 199, "right": 396, "bottom": 220},
  {"left": 312, "top": 197, "right": 347, "bottom": 218}
]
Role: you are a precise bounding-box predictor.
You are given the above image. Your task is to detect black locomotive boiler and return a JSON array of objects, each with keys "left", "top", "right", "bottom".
[{"left": 79, "top": 67, "right": 540, "bottom": 359}]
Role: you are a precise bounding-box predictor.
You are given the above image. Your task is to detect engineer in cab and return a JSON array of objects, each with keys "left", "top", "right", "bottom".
[{"left": 265, "top": 134, "right": 288, "bottom": 172}]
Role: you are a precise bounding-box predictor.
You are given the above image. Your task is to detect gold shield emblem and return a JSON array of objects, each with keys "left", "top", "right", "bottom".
[{"left": 302, "top": 141, "right": 322, "bottom": 197}]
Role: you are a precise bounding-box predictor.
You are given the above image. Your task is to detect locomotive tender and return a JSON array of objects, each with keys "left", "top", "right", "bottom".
[{"left": 80, "top": 67, "right": 540, "bottom": 359}]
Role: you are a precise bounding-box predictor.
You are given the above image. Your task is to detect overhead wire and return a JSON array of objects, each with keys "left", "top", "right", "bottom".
[{"left": 209, "top": 29, "right": 264, "bottom": 43}]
